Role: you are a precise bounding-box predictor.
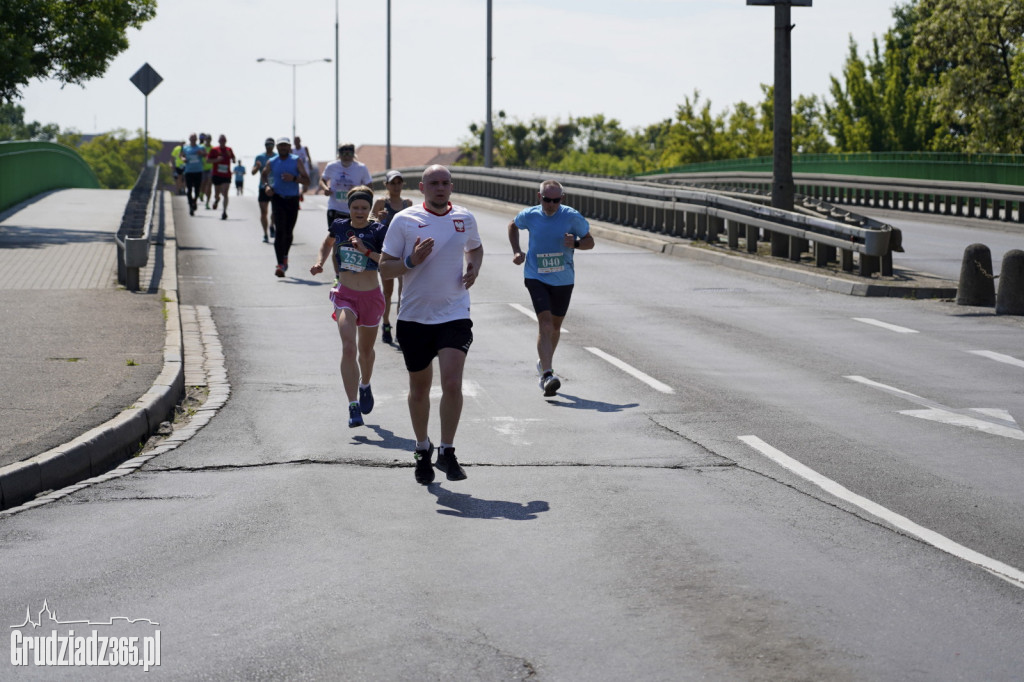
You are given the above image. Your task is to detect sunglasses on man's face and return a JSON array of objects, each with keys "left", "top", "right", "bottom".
[
  {"left": 542, "top": 196, "right": 562, "bottom": 203},
  {"left": 339, "top": 148, "right": 355, "bottom": 154}
]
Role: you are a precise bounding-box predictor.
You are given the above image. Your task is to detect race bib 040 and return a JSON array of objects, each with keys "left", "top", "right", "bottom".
[{"left": 536, "top": 252, "right": 565, "bottom": 274}]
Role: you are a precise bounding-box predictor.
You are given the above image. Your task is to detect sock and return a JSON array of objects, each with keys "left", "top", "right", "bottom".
[
  {"left": 349, "top": 401, "right": 359, "bottom": 409},
  {"left": 543, "top": 370, "right": 553, "bottom": 378},
  {"left": 439, "top": 442, "right": 453, "bottom": 453},
  {"left": 416, "top": 440, "right": 431, "bottom": 452},
  {"left": 359, "top": 383, "right": 370, "bottom": 390}
]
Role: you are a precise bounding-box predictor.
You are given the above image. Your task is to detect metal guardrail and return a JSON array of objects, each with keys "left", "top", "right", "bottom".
[
  {"left": 380, "top": 166, "right": 894, "bottom": 277},
  {"left": 654, "top": 171, "right": 1024, "bottom": 224},
  {"left": 115, "top": 166, "right": 160, "bottom": 291}
]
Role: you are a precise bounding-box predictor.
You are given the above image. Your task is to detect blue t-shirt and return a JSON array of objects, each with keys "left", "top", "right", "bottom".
[
  {"left": 233, "top": 163, "right": 245, "bottom": 182},
  {"left": 253, "top": 152, "right": 272, "bottom": 189},
  {"left": 329, "top": 218, "right": 388, "bottom": 273},
  {"left": 181, "top": 144, "right": 205, "bottom": 174},
  {"left": 266, "top": 153, "right": 300, "bottom": 197},
  {"left": 513, "top": 204, "right": 590, "bottom": 286}
]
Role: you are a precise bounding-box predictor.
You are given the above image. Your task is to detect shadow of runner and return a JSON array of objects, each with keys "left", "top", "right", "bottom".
[
  {"left": 428, "top": 484, "right": 550, "bottom": 520},
  {"left": 352, "top": 425, "right": 415, "bottom": 453},
  {"left": 545, "top": 392, "right": 639, "bottom": 412}
]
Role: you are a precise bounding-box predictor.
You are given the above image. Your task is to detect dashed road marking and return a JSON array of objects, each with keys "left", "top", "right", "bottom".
[
  {"left": 845, "top": 375, "right": 1023, "bottom": 440},
  {"left": 739, "top": 435, "right": 1024, "bottom": 590},
  {"left": 853, "top": 317, "right": 919, "bottom": 334},
  {"left": 584, "top": 347, "right": 673, "bottom": 394},
  {"left": 967, "top": 350, "right": 1024, "bottom": 370}
]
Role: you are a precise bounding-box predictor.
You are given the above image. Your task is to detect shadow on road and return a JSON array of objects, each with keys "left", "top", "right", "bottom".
[
  {"left": 352, "top": 425, "right": 416, "bottom": 452},
  {"left": 428, "top": 484, "right": 550, "bottom": 520},
  {"left": 545, "top": 392, "right": 639, "bottom": 412}
]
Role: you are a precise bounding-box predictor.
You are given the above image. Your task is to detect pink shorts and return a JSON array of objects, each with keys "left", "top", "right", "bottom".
[{"left": 329, "top": 284, "right": 385, "bottom": 327}]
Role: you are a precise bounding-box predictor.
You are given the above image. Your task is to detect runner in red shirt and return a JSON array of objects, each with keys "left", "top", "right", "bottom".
[{"left": 208, "top": 134, "right": 236, "bottom": 220}]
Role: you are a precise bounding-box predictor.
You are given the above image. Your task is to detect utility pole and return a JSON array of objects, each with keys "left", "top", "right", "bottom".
[
  {"left": 747, "top": 0, "right": 811, "bottom": 258},
  {"left": 484, "top": 0, "right": 494, "bottom": 168}
]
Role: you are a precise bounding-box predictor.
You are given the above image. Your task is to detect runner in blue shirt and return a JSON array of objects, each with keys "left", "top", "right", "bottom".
[
  {"left": 233, "top": 159, "right": 245, "bottom": 196},
  {"left": 262, "top": 138, "right": 310, "bottom": 277},
  {"left": 180, "top": 133, "right": 207, "bottom": 216},
  {"left": 508, "top": 179, "right": 595, "bottom": 396},
  {"left": 251, "top": 138, "right": 276, "bottom": 243}
]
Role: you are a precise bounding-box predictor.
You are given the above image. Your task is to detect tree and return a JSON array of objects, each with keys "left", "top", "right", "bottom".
[
  {"left": 0, "top": 0, "right": 157, "bottom": 102},
  {"left": 72, "top": 129, "right": 162, "bottom": 189},
  {"left": 0, "top": 102, "right": 61, "bottom": 141},
  {"left": 912, "top": 0, "right": 1024, "bottom": 152}
]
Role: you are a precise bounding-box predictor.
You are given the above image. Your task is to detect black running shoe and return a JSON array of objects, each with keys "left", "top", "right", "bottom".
[
  {"left": 435, "top": 446, "right": 467, "bottom": 481},
  {"left": 381, "top": 324, "right": 393, "bottom": 345},
  {"left": 414, "top": 444, "right": 435, "bottom": 485},
  {"left": 540, "top": 372, "right": 561, "bottom": 397}
]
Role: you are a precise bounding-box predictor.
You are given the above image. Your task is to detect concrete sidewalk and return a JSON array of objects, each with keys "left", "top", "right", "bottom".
[{"left": 0, "top": 188, "right": 182, "bottom": 509}]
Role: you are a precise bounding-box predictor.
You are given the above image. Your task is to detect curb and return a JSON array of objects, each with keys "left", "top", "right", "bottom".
[{"left": 0, "top": 192, "right": 183, "bottom": 510}]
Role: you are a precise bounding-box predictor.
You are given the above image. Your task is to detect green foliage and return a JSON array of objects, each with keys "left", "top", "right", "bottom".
[
  {"left": 0, "top": 102, "right": 61, "bottom": 141},
  {"left": 912, "top": 0, "right": 1024, "bottom": 152},
  {"left": 0, "top": 0, "right": 157, "bottom": 102},
  {"left": 72, "top": 129, "right": 162, "bottom": 189}
]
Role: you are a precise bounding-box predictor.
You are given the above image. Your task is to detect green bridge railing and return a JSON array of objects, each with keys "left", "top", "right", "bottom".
[
  {"left": 646, "top": 152, "right": 1024, "bottom": 186},
  {"left": 0, "top": 141, "right": 100, "bottom": 214}
]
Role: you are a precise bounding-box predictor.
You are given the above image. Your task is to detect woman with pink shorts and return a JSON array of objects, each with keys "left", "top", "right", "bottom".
[{"left": 310, "top": 185, "right": 388, "bottom": 428}]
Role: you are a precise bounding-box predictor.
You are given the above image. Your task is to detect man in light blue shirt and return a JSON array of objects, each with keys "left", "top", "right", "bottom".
[
  {"left": 180, "top": 133, "right": 206, "bottom": 216},
  {"left": 508, "top": 179, "right": 594, "bottom": 396}
]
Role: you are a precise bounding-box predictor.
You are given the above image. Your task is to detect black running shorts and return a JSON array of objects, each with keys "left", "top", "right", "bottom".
[
  {"left": 524, "top": 278, "right": 574, "bottom": 318},
  {"left": 396, "top": 319, "right": 473, "bottom": 373}
]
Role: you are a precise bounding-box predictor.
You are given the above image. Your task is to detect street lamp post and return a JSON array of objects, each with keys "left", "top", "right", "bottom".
[{"left": 256, "top": 57, "right": 332, "bottom": 141}]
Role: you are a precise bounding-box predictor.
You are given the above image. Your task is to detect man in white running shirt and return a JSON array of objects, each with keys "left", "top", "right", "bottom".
[{"left": 379, "top": 165, "right": 483, "bottom": 485}]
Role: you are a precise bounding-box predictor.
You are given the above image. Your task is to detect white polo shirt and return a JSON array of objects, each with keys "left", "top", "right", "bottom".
[{"left": 382, "top": 202, "right": 481, "bottom": 324}]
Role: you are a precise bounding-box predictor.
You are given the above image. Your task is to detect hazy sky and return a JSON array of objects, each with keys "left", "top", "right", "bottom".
[{"left": 18, "top": 0, "right": 901, "bottom": 169}]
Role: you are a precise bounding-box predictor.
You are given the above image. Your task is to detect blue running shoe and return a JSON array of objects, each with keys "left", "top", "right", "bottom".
[
  {"left": 348, "top": 402, "right": 363, "bottom": 428},
  {"left": 359, "top": 385, "right": 374, "bottom": 414}
]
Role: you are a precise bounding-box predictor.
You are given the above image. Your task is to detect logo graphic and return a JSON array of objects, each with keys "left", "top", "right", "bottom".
[
  {"left": 417, "top": 223, "right": 429, "bottom": 229},
  {"left": 10, "top": 601, "right": 160, "bottom": 671},
  {"left": 453, "top": 220, "right": 465, "bottom": 232}
]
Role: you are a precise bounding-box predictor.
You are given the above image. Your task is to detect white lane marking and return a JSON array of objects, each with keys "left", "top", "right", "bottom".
[
  {"left": 853, "top": 318, "right": 919, "bottom": 334},
  {"left": 845, "top": 375, "right": 926, "bottom": 402},
  {"left": 898, "top": 409, "right": 1024, "bottom": 441},
  {"left": 738, "top": 435, "right": 1024, "bottom": 590},
  {"left": 968, "top": 350, "right": 1024, "bottom": 369},
  {"left": 845, "top": 376, "right": 1023, "bottom": 440},
  {"left": 584, "top": 347, "right": 674, "bottom": 394},
  {"left": 509, "top": 303, "right": 569, "bottom": 333}
]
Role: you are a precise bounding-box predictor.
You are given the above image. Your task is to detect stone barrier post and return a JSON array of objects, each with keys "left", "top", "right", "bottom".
[{"left": 956, "top": 243, "right": 996, "bottom": 307}]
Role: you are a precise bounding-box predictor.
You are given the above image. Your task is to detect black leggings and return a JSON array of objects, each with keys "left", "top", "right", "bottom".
[
  {"left": 184, "top": 172, "right": 202, "bottom": 207},
  {"left": 271, "top": 194, "right": 300, "bottom": 265}
]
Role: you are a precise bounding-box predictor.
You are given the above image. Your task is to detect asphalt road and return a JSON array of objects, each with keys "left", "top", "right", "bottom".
[
  {"left": 871, "top": 206, "right": 1022, "bottom": 280},
  {"left": 2, "top": 192, "right": 1023, "bottom": 681}
]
